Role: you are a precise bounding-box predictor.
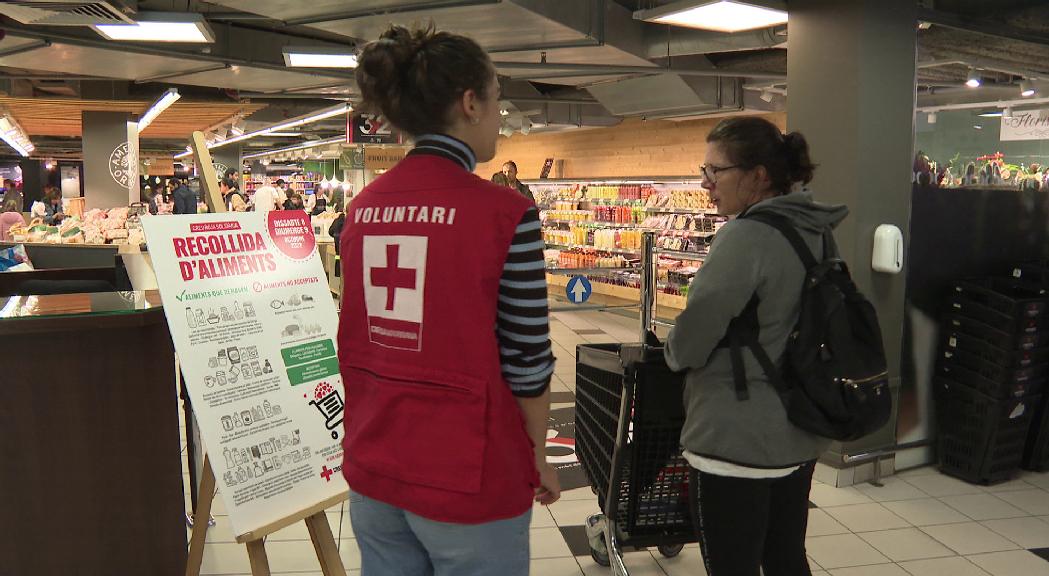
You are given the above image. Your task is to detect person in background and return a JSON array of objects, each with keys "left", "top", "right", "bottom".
[
  {"left": 3, "top": 179, "right": 24, "bottom": 217},
  {"left": 281, "top": 183, "right": 303, "bottom": 210},
  {"left": 311, "top": 189, "right": 329, "bottom": 216},
  {"left": 666, "top": 117, "right": 843, "bottom": 575},
  {"left": 224, "top": 167, "right": 240, "bottom": 188},
  {"left": 0, "top": 195, "right": 26, "bottom": 241},
  {"left": 339, "top": 24, "right": 559, "bottom": 576},
  {"left": 172, "top": 177, "right": 198, "bottom": 215},
  {"left": 491, "top": 172, "right": 510, "bottom": 187},
  {"left": 220, "top": 178, "right": 247, "bottom": 212},
  {"left": 252, "top": 180, "right": 279, "bottom": 213},
  {"left": 42, "top": 186, "right": 65, "bottom": 225},
  {"left": 327, "top": 211, "right": 345, "bottom": 254},
  {"left": 304, "top": 189, "right": 317, "bottom": 214},
  {"left": 501, "top": 160, "right": 535, "bottom": 203}
]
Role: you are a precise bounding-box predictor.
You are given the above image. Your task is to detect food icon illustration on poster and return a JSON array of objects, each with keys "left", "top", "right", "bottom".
[
  {"left": 217, "top": 402, "right": 281, "bottom": 433},
  {"left": 307, "top": 381, "right": 345, "bottom": 440}
]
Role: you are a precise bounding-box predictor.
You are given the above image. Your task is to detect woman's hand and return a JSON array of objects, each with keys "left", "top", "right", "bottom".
[{"left": 534, "top": 460, "right": 561, "bottom": 506}]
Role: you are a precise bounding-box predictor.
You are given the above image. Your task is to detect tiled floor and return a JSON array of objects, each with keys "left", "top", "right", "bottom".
[{"left": 181, "top": 309, "right": 1049, "bottom": 576}]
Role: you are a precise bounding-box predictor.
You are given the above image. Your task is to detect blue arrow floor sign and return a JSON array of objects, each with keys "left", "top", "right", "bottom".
[{"left": 566, "top": 276, "right": 592, "bottom": 304}]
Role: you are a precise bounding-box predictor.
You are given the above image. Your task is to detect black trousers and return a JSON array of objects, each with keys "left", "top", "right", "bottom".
[{"left": 689, "top": 462, "right": 815, "bottom": 576}]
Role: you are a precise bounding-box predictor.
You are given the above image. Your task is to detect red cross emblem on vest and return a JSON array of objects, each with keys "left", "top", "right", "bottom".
[
  {"left": 362, "top": 235, "right": 428, "bottom": 352},
  {"left": 370, "top": 244, "right": 416, "bottom": 311}
]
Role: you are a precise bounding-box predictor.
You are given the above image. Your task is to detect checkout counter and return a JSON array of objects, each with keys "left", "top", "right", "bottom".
[{"left": 0, "top": 291, "right": 186, "bottom": 575}]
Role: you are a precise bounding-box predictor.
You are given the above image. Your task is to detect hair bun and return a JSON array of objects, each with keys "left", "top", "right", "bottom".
[{"left": 783, "top": 131, "right": 816, "bottom": 185}]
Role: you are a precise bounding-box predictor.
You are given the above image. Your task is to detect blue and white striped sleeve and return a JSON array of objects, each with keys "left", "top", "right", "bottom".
[{"left": 497, "top": 207, "right": 555, "bottom": 397}]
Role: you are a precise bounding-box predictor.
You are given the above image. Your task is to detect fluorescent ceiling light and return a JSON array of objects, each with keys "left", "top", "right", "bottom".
[
  {"left": 1021, "top": 80, "right": 1036, "bottom": 97},
  {"left": 283, "top": 47, "right": 358, "bottom": 68},
  {"left": 0, "top": 111, "right": 34, "bottom": 157},
  {"left": 242, "top": 136, "right": 346, "bottom": 160},
  {"left": 138, "top": 88, "right": 180, "bottom": 131},
  {"left": 267, "top": 132, "right": 302, "bottom": 137},
  {"left": 95, "top": 12, "right": 215, "bottom": 43},
  {"left": 966, "top": 68, "right": 981, "bottom": 88},
  {"left": 634, "top": 0, "right": 787, "bottom": 33},
  {"left": 978, "top": 111, "right": 1002, "bottom": 117},
  {"left": 176, "top": 103, "right": 351, "bottom": 158}
]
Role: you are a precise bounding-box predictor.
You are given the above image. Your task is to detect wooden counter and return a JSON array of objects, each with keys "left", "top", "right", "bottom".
[{"left": 0, "top": 291, "right": 186, "bottom": 575}]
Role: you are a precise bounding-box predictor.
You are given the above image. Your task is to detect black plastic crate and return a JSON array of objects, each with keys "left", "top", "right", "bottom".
[
  {"left": 575, "top": 343, "right": 691, "bottom": 539},
  {"left": 943, "top": 331, "right": 1049, "bottom": 369},
  {"left": 1012, "top": 261, "right": 1049, "bottom": 287},
  {"left": 939, "top": 359, "right": 1046, "bottom": 399},
  {"left": 935, "top": 378, "right": 1039, "bottom": 484},
  {"left": 1022, "top": 394, "right": 1049, "bottom": 472},
  {"left": 944, "top": 314, "right": 1049, "bottom": 351},
  {"left": 939, "top": 344, "right": 1044, "bottom": 392},
  {"left": 951, "top": 278, "right": 1048, "bottom": 320},
  {"left": 948, "top": 297, "right": 1046, "bottom": 335}
]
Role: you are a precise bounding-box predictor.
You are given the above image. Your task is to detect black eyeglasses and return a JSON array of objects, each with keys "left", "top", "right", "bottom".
[{"left": 700, "top": 163, "right": 742, "bottom": 184}]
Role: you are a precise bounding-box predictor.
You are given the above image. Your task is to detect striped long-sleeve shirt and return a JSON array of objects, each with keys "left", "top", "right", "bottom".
[
  {"left": 409, "top": 134, "right": 555, "bottom": 397},
  {"left": 498, "top": 207, "right": 555, "bottom": 396}
]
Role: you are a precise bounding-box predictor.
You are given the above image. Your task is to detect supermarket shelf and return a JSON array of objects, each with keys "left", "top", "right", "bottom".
[
  {"left": 546, "top": 266, "right": 641, "bottom": 275},
  {"left": 543, "top": 219, "right": 641, "bottom": 228},
  {"left": 543, "top": 220, "right": 717, "bottom": 238},
  {"left": 653, "top": 249, "right": 707, "bottom": 260},
  {"left": 524, "top": 177, "right": 703, "bottom": 184},
  {"left": 543, "top": 242, "right": 641, "bottom": 257},
  {"left": 644, "top": 207, "right": 719, "bottom": 215}
]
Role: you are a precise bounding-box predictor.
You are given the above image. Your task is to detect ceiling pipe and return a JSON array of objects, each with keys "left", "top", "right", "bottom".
[
  {"left": 491, "top": 61, "right": 786, "bottom": 80},
  {"left": 285, "top": 0, "right": 501, "bottom": 26},
  {"left": 134, "top": 64, "right": 229, "bottom": 84},
  {"left": 916, "top": 96, "right": 1049, "bottom": 113},
  {"left": 918, "top": 59, "right": 1049, "bottom": 82}
]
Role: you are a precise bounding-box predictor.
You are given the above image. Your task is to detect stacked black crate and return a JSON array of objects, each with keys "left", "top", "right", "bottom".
[
  {"left": 1012, "top": 263, "right": 1049, "bottom": 471},
  {"left": 936, "top": 277, "right": 1048, "bottom": 484}
]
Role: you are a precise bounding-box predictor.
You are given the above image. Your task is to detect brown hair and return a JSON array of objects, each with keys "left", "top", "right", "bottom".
[
  {"left": 355, "top": 24, "right": 494, "bottom": 136},
  {"left": 491, "top": 172, "right": 510, "bottom": 187},
  {"left": 707, "top": 117, "right": 816, "bottom": 195}
]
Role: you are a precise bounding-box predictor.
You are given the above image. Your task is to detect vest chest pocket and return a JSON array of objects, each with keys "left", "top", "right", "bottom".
[{"left": 341, "top": 365, "right": 488, "bottom": 494}]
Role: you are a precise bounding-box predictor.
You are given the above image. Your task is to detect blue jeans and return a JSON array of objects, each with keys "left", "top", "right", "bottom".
[{"left": 350, "top": 492, "right": 531, "bottom": 576}]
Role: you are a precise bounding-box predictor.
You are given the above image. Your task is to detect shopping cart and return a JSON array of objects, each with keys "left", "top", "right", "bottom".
[
  {"left": 576, "top": 340, "right": 695, "bottom": 575},
  {"left": 309, "top": 389, "right": 345, "bottom": 439}
]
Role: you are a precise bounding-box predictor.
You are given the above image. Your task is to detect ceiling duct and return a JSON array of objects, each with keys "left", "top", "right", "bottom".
[
  {"left": 0, "top": 1, "right": 135, "bottom": 26},
  {"left": 586, "top": 74, "right": 743, "bottom": 119}
]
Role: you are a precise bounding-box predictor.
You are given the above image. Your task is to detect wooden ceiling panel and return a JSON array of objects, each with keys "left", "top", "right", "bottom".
[{"left": 0, "top": 97, "right": 267, "bottom": 140}]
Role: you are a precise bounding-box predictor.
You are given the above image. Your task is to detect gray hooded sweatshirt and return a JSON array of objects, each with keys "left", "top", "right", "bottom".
[{"left": 665, "top": 191, "right": 848, "bottom": 468}]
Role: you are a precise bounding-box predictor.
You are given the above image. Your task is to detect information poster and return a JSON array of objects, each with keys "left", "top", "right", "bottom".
[{"left": 142, "top": 211, "right": 347, "bottom": 537}]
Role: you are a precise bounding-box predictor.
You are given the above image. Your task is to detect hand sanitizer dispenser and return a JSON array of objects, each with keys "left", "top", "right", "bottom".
[{"left": 872, "top": 224, "right": 904, "bottom": 274}]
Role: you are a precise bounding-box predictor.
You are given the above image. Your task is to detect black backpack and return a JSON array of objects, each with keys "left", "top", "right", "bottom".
[{"left": 722, "top": 211, "right": 891, "bottom": 441}]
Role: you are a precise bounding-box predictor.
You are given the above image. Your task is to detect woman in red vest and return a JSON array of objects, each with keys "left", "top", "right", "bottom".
[{"left": 338, "top": 24, "right": 560, "bottom": 575}]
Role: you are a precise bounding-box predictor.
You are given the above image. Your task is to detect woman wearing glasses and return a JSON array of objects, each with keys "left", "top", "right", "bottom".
[{"left": 665, "top": 117, "right": 847, "bottom": 575}]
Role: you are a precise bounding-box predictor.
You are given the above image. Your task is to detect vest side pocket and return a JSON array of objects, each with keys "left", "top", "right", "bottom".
[{"left": 341, "top": 365, "right": 488, "bottom": 494}]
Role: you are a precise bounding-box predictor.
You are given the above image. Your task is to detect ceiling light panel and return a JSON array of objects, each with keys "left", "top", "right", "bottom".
[
  {"left": 95, "top": 12, "right": 215, "bottom": 43},
  {"left": 635, "top": 0, "right": 788, "bottom": 33}
]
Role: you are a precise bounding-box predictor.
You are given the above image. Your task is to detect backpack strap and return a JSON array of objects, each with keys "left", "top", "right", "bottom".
[
  {"left": 724, "top": 294, "right": 791, "bottom": 400},
  {"left": 741, "top": 211, "right": 819, "bottom": 271}
]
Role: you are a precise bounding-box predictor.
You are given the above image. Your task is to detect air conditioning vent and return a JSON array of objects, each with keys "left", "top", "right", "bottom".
[{"left": 0, "top": 1, "right": 134, "bottom": 26}]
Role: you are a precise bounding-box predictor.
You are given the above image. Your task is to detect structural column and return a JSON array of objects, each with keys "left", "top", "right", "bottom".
[
  {"left": 787, "top": 0, "right": 917, "bottom": 481},
  {"left": 82, "top": 111, "right": 139, "bottom": 210}
]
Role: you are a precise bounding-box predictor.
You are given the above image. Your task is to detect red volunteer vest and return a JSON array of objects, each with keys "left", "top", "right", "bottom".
[{"left": 338, "top": 154, "right": 539, "bottom": 524}]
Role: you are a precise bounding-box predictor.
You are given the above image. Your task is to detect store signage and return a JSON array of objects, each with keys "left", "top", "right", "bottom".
[
  {"left": 142, "top": 212, "right": 347, "bottom": 538},
  {"left": 341, "top": 145, "right": 366, "bottom": 170},
  {"left": 349, "top": 113, "right": 402, "bottom": 144},
  {"left": 1001, "top": 109, "right": 1049, "bottom": 141},
  {"left": 364, "top": 147, "right": 407, "bottom": 171},
  {"left": 566, "top": 275, "right": 592, "bottom": 304},
  {"left": 109, "top": 140, "right": 137, "bottom": 189}
]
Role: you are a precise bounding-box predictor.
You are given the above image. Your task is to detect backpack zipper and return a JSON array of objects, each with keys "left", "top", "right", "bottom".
[{"left": 836, "top": 371, "right": 888, "bottom": 388}]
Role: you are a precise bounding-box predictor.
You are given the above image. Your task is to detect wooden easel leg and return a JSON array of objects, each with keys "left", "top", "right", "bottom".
[
  {"left": 305, "top": 512, "right": 347, "bottom": 576},
  {"left": 185, "top": 454, "right": 216, "bottom": 576},
  {"left": 246, "top": 539, "right": 272, "bottom": 576}
]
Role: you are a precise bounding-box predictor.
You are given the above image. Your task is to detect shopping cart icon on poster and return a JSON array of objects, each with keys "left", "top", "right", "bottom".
[{"left": 309, "top": 382, "right": 345, "bottom": 440}]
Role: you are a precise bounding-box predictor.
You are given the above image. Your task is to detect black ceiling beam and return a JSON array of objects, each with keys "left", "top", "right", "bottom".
[
  {"left": 917, "top": 7, "right": 1049, "bottom": 48},
  {"left": 285, "top": 0, "right": 501, "bottom": 26}
]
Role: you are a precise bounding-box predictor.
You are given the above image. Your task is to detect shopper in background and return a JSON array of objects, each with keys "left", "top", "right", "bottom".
[
  {"left": 339, "top": 24, "right": 559, "bottom": 576},
  {"left": 490, "top": 171, "right": 510, "bottom": 187},
  {"left": 172, "top": 177, "right": 198, "bottom": 215},
  {"left": 310, "top": 189, "right": 329, "bottom": 216},
  {"left": 304, "top": 189, "right": 317, "bottom": 213},
  {"left": 252, "top": 180, "right": 279, "bottom": 213},
  {"left": 665, "top": 117, "right": 844, "bottom": 576},
  {"left": 501, "top": 160, "right": 535, "bottom": 203},
  {"left": 42, "top": 186, "right": 65, "bottom": 225},
  {"left": 0, "top": 195, "right": 26, "bottom": 241},
  {"left": 327, "top": 211, "right": 345, "bottom": 255},
  {"left": 220, "top": 178, "right": 247, "bottom": 212}
]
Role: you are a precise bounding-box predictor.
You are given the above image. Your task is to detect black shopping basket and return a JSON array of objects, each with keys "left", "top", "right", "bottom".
[{"left": 575, "top": 341, "right": 693, "bottom": 572}]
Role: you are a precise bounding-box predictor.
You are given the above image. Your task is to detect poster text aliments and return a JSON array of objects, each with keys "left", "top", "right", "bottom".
[{"left": 173, "top": 232, "right": 278, "bottom": 281}]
